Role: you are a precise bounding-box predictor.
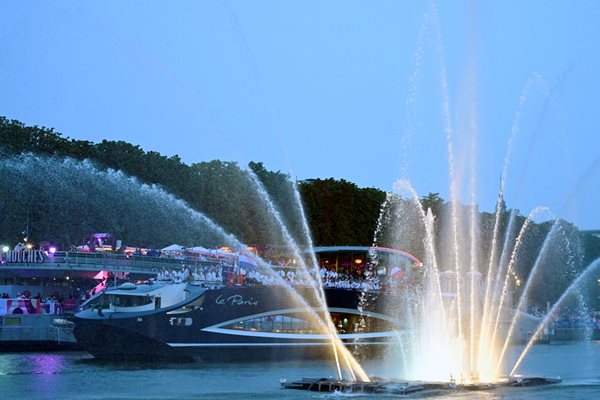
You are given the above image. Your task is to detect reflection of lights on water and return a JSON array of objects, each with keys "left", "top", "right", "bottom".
[
  {"left": 0, "top": 353, "right": 67, "bottom": 379},
  {"left": 30, "top": 354, "right": 66, "bottom": 374},
  {"left": 22, "top": 354, "right": 69, "bottom": 398}
]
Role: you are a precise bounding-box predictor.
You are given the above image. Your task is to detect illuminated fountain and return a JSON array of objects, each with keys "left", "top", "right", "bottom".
[
  {"left": 369, "top": 175, "right": 600, "bottom": 389},
  {"left": 352, "top": 2, "right": 600, "bottom": 387},
  {"left": 367, "top": 52, "right": 600, "bottom": 382}
]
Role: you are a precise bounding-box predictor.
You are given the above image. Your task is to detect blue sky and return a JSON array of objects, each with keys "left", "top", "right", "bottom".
[{"left": 1, "top": 1, "right": 599, "bottom": 229}]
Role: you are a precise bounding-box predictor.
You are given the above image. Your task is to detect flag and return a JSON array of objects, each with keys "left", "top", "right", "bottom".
[
  {"left": 238, "top": 253, "right": 258, "bottom": 271},
  {"left": 388, "top": 266, "right": 405, "bottom": 280}
]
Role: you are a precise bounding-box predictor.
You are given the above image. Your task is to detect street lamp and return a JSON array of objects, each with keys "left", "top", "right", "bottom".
[
  {"left": 515, "top": 276, "right": 522, "bottom": 307},
  {"left": 1, "top": 246, "right": 8, "bottom": 263}
]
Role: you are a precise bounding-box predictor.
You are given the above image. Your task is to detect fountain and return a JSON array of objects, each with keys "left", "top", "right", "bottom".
[
  {"left": 371, "top": 178, "right": 598, "bottom": 382},
  {"left": 276, "top": 142, "right": 597, "bottom": 394},
  {"left": 285, "top": 3, "right": 599, "bottom": 394},
  {"left": 282, "top": 144, "right": 598, "bottom": 394}
]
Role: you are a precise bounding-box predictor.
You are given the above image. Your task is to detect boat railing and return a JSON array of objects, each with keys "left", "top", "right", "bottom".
[
  {"left": 8, "top": 251, "right": 224, "bottom": 274},
  {"left": 0, "top": 318, "right": 75, "bottom": 343}
]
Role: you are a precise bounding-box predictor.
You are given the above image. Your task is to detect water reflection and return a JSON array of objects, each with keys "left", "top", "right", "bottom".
[{"left": 0, "top": 347, "right": 598, "bottom": 399}]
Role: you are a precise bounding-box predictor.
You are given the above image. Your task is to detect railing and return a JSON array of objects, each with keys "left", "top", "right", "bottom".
[
  {"left": 0, "top": 320, "right": 76, "bottom": 343},
  {"left": 2, "top": 251, "right": 225, "bottom": 274}
]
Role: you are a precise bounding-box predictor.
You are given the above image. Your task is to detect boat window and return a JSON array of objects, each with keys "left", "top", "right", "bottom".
[
  {"left": 83, "top": 294, "right": 152, "bottom": 309},
  {"left": 330, "top": 312, "right": 379, "bottom": 334},
  {"left": 225, "top": 313, "right": 316, "bottom": 333},
  {"left": 222, "top": 312, "right": 390, "bottom": 334},
  {"left": 82, "top": 295, "right": 110, "bottom": 310},
  {"left": 109, "top": 294, "right": 153, "bottom": 308}
]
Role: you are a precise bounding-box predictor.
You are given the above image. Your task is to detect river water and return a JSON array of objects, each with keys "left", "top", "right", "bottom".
[{"left": 1, "top": 342, "right": 599, "bottom": 399}]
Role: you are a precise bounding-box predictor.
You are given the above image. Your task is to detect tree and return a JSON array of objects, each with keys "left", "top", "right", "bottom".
[{"left": 419, "top": 192, "right": 444, "bottom": 217}]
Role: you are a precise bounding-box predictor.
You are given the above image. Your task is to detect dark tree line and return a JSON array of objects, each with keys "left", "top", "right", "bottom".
[
  {"left": 299, "top": 178, "right": 386, "bottom": 246},
  {"left": 0, "top": 116, "right": 384, "bottom": 248},
  {"left": 1, "top": 116, "right": 599, "bottom": 309}
]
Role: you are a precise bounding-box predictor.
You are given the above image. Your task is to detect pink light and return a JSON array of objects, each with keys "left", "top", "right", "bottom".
[{"left": 49, "top": 246, "right": 57, "bottom": 254}]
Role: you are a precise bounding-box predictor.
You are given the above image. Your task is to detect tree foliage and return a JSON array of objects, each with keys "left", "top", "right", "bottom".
[
  {"left": 298, "top": 178, "right": 386, "bottom": 246},
  {"left": 0, "top": 117, "right": 387, "bottom": 248}
]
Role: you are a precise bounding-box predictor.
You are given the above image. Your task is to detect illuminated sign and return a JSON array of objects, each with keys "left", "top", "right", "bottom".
[
  {"left": 215, "top": 294, "right": 259, "bottom": 306},
  {"left": 1, "top": 250, "right": 45, "bottom": 263}
]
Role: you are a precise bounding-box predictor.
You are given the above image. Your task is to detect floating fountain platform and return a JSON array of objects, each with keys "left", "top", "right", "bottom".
[
  {"left": 506, "top": 375, "right": 562, "bottom": 387},
  {"left": 280, "top": 375, "right": 561, "bottom": 395}
]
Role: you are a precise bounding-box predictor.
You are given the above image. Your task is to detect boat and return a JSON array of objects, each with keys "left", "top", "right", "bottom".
[
  {"left": 507, "top": 375, "right": 563, "bottom": 387},
  {"left": 73, "top": 246, "right": 420, "bottom": 362},
  {"left": 0, "top": 246, "right": 84, "bottom": 351},
  {"left": 279, "top": 376, "right": 561, "bottom": 395},
  {"left": 0, "top": 297, "right": 78, "bottom": 351},
  {"left": 73, "top": 282, "right": 407, "bottom": 362}
]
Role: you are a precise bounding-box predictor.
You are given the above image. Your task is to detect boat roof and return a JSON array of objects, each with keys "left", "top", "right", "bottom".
[
  {"left": 105, "top": 282, "right": 172, "bottom": 295},
  {"left": 311, "top": 246, "right": 421, "bottom": 264}
]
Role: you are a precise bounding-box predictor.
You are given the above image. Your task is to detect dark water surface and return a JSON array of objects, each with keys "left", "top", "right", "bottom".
[{"left": 1, "top": 342, "right": 599, "bottom": 399}]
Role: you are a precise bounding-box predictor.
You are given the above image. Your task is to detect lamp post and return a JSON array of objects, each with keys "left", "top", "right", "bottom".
[
  {"left": 515, "top": 276, "right": 521, "bottom": 309},
  {"left": 1, "top": 245, "right": 8, "bottom": 263},
  {"left": 23, "top": 211, "right": 29, "bottom": 243}
]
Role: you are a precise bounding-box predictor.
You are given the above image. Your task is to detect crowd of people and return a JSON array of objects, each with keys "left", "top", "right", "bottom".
[
  {"left": 155, "top": 266, "right": 223, "bottom": 283},
  {"left": 152, "top": 263, "right": 382, "bottom": 292},
  {"left": 1, "top": 289, "right": 64, "bottom": 303},
  {"left": 553, "top": 308, "right": 600, "bottom": 329},
  {"left": 243, "top": 267, "right": 383, "bottom": 291},
  {"left": 320, "top": 268, "right": 382, "bottom": 291},
  {"left": 526, "top": 305, "right": 600, "bottom": 330}
]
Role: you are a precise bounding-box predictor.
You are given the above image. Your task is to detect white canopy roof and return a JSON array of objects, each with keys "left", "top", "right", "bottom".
[
  {"left": 186, "top": 246, "right": 210, "bottom": 253},
  {"left": 162, "top": 244, "right": 184, "bottom": 251},
  {"left": 214, "top": 248, "right": 234, "bottom": 256}
]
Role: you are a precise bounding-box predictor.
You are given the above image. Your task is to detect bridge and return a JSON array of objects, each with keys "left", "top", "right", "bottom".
[{"left": 0, "top": 251, "right": 223, "bottom": 276}]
